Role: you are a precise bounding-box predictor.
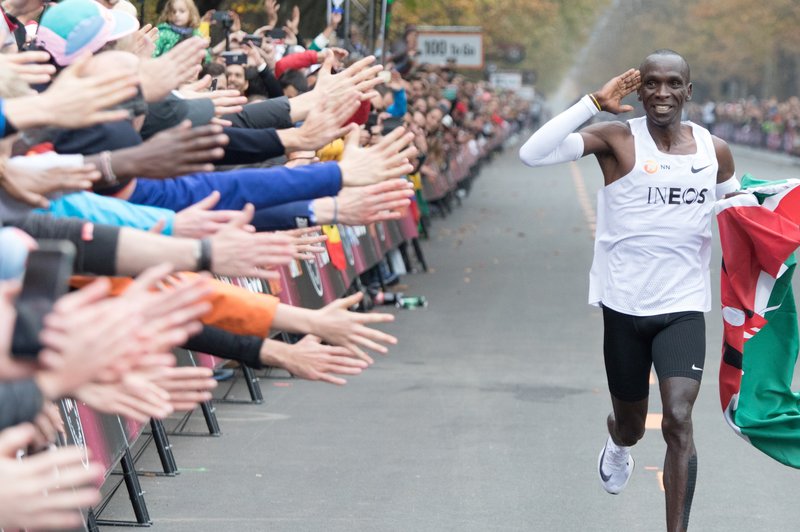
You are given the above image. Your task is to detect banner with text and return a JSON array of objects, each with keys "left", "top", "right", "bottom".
[{"left": 417, "top": 30, "right": 483, "bottom": 69}]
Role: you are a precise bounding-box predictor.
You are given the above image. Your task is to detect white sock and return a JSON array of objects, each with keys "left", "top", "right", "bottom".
[{"left": 607, "top": 435, "right": 631, "bottom": 454}]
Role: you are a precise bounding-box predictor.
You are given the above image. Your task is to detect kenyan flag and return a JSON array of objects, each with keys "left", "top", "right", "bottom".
[{"left": 716, "top": 174, "right": 800, "bottom": 468}]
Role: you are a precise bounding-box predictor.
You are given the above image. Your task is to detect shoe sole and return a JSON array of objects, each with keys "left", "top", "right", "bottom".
[{"left": 597, "top": 445, "right": 635, "bottom": 495}]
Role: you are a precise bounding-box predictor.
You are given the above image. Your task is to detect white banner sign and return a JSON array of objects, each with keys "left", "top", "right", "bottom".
[
  {"left": 417, "top": 31, "right": 484, "bottom": 69},
  {"left": 489, "top": 71, "right": 523, "bottom": 90}
]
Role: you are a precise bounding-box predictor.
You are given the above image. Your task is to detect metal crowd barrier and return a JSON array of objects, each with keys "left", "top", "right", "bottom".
[
  {"left": 713, "top": 121, "right": 800, "bottom": 157},
  {"left": 422, "top": 127, "right": 510, "bottom": 209},
  {"left": 55, "top": 133, "right": 508, "bottom": 529}
]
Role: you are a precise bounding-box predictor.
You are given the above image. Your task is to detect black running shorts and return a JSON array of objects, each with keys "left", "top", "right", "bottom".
[{"left": 602, "top": 305, "right": 706, "bottom": 402}]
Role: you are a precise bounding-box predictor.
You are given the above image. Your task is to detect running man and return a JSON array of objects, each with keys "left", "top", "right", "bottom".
[{"left": 519, "top": 50, "right": 740, "bottom": 531}]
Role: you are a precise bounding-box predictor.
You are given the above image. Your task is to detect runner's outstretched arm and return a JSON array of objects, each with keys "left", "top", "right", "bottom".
[
  {"left": 519, "top": 69, "right": 641, "bottom": 167},
  {"left": 518, "top": 95, "right": 597, "bottom": 167}
]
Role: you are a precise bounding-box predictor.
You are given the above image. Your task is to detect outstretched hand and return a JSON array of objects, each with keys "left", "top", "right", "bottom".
[
  {"left": 338, "top": 125, "right": 417, "bottom": 187},
  {"left": 0, "top": 424, "right": 104, "bottom": 530},
  {"left": 310, "top": 292, "right": 397, "bottom": 363},
  {"left": 260, "top": 336, "right": 367, "bottom": 385},
  {"left": 1, "top": 158, "right": 100, "bottom": 208},
  {"left": 593, "top": 68, "right": 641, "bottom": 114},
  {"left": 173, "top": 191, "right": 244, "bottom": 238},
  {"left": 208, "top": 204, "right": 296, "bottom": 279},
  {"left": 322, "top": 178, "right": 414, "bottom": 225},
  {"left": 118, "top": 121, "right": 228, "bottom": 178},
  {"left": 140, "top": 37, "right": 207, "bottom": 102}
]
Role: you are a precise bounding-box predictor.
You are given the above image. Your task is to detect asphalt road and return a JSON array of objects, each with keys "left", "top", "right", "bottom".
[{"left": 102, "top": 141, "right": 800, "bottom": 531}]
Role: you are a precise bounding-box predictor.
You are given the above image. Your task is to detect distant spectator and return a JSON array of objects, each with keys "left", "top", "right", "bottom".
[{"left": 154, "top": 0, "right": 203, "bottom": 58}]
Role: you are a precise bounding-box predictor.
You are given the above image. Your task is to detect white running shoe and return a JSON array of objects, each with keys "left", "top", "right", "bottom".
[{"left": 597, "top": 436, "right": 635, "bottom": 495}]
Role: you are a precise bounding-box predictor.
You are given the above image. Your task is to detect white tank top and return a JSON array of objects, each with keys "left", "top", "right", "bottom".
[{"left": 588, "top": 117, "right": 718, "bottom": 316}]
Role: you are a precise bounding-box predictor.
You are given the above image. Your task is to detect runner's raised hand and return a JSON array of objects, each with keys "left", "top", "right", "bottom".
[{"left": 592, "top": 68, "right": 641, "bottom": 114}]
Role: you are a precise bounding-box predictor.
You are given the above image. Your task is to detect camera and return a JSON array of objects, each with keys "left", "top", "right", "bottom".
[
  {"left": 267, "top": 28, "right": 287, "bottom": 40},
  {"left": 243, "top": 34, "right": 263, "bottom": 47},
  {"left": 212, "top": 10, "right": 233, "bottom": 27},
  {"left": 222, "top": 51, "right": 247, "bottom": 66}
]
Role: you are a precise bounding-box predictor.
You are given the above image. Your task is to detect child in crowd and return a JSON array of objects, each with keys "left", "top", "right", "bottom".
[{"left": 153, "top": 0, "right": 203, "bottom": 57}]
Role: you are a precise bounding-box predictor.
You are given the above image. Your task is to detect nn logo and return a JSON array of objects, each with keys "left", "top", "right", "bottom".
[
  {"left": 643, "top": 160, "right": 670, "bottom": 174},
  {"left": 647, "top": 187, "right": 709, "bottom": 205}
]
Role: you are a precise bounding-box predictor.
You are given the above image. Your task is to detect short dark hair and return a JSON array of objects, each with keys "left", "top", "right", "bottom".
[
  {"left": 641, "top": 49, "right": 690, "bottom": 82},
  {"left": 279, "top": 70, "right": 309, "bottom": 93},
  {"left": 201, "top": 62, "right": 225, "bottom": 78}
]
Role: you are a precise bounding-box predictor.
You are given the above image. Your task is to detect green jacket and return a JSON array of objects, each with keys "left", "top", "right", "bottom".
[{"left": 153, "top": 23, "right": 208, "bottom": 60}]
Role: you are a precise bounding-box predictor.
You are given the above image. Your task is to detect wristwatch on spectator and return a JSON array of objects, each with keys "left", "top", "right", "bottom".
[{"left": 195, "top": 238, "right": 213, "bottom": 271}]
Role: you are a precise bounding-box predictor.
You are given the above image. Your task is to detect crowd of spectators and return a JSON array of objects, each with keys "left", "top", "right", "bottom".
[
  {"left": 687, "top": 97, "right": 800, "bottom": 156},
  {"left": 0, "top": 0, "right": 529, "bottom": 528}
]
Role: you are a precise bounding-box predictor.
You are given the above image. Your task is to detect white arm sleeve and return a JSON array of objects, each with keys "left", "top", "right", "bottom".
[
  {"left": 716, "top": 174, "right": 740, "bottom": 197},
  {"left": 519, "top": 94, "right": 599, "bottom": 167}
]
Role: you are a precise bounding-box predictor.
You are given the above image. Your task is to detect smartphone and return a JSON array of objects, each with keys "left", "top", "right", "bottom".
[
  {"left": 221, "top": 51, "right": 247, "bottom": 66},
  {"left": 243, "top": 34, "right": 263, "bottom": 47},
  {"left": 382, "top": 116, "right": 404, "bottom": 135},
  {"left": 267, "top": 28, "right": 287, "bottom": 40},
  {"left": 11, "top": 240, "right": 76, "bottom": 359},
  {"left": 209, "top": 77, "right": 218, "bottom": 91},
  {"left": 365, "top": 112, "right": 379, "bottom": 131}
]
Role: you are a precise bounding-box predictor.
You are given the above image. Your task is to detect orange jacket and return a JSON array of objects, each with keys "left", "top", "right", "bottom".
[{"left": 70, "top": 273, "right": 279, "bottom": 338}]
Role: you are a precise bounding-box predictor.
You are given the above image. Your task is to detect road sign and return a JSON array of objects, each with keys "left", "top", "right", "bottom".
[
  {"left": 489, "top": 71, "right": 523, "bottom": 90},
  {"left": 417, "top": 29, "right": 483, "bottom": 69}
]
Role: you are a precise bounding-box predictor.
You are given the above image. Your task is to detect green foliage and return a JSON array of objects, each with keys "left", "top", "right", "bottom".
[
  {"left": 391, "top": 0, "right": 800, "bottom": 100},
  {"left": 391, "top": 0, "right": 612, "bottom": 93}
]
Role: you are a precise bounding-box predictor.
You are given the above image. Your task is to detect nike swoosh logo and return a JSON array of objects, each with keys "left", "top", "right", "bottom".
[
  {"left": 599, "top": 446, "right": 612, "bottom": 482},
  {"left": 691, "top": 165, "right": 711, "bottom": 173},
  {"left": 692, "top": 364, "right": 703, "bottom": 371}
]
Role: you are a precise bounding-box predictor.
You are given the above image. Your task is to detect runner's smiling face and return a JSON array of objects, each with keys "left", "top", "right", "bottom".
[{"left": 638, "top": 55, "right": 692, "bottom": 127}]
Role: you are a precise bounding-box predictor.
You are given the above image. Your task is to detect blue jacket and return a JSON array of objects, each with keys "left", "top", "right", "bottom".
[
  {"left": 39, "top": 192, "right": 174, "bottom": 233},
  {"left": 128, "top": 162, "right": 342, "bottom": 212}
]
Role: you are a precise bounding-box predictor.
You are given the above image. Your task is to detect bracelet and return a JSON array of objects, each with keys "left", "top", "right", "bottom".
[
  {"left": 0, "top": 99, "right": 6, "bottom": 137},
  {"left": 99, "top": 150, "right": 117, "bottom": 185},
  {"left": 588, "top": 93, "right": 602, "bottom": 112},
  {"left": 198, "top": 238, "right": 213, "bottom": 271},
  {"left": 307, "top": 201, "right": 317, "bottom": 224},
  {"left": 331, "top": 196, "right": 338, "bottom": 225}
]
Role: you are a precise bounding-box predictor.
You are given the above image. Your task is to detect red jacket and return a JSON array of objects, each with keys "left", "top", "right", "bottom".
[{"left": 275, "top": 50, "right": 319, "bottom": 79}]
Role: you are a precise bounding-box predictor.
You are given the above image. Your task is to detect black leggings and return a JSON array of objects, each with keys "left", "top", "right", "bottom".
[{"left": 602, "top": 305, "right": 706, "bottom": 402}]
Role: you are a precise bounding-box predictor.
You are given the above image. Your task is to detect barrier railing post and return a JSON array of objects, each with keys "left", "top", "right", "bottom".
[
  {"left": 122, "top": 448, "right": 150, "bottom": 525},
  {"left": 398, "top": 241, "right": 413, "bottom": 273},
  {"left": 169, "top": 350, "right": 223, "bottom": 437},
  {"left": 241, "top": 365, "right": 264, "bottom": 403},
  {"left": 149, "top": 418, "right": 179, "bottom": 476},
  {"left": 87, "top": 509, "right": 100, "bottom": 532},
  {"left": 95, "top": 447, "right": 151, "bottom": 527},
  {"left": 200, "top": 400, "right": 221, "bottom": 436},
  {"left": 411, "top": 238, "right": 429, "bottom": 272}
]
